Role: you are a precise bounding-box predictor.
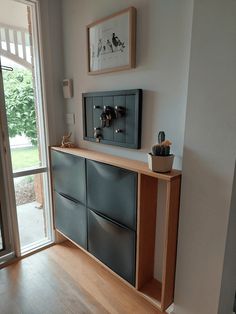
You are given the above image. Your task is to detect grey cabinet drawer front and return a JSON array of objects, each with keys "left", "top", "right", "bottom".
[
  {"left": 55, "top": 192, "right": 87, "bottom": 249},
  {"left": 87, "top": 160, "right": 137, "bottom": 230},
  {"left": 88, "top": 209, "right": 136, "bottom": 286},
  {"left": 51, "top": 150, "right": 86, "bottom": 204}
]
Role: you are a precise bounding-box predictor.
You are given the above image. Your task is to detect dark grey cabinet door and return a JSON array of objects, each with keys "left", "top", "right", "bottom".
[
  {"left": 51, "top": 150, "right": 86, "bottom": 204},
  {"left": 88, "top": 209, "right": 136, "bottom": 286},
  {"left": 55, "top": 192, "right": 87, "bottom": 249},
  {"left": 87, "top": 160, "right": 137, "bottom": 230}
]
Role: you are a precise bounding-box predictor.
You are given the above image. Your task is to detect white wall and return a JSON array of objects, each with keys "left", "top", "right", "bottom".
[
  {"left": 218, "top": 164, "right": 236, "bottom": 314},
  {"left": 61, "top": 0, "right": 236, "bottom": 312},
  {"left": 39, "top": 0, "right": 66, "bottom": 145},
  {"left": 174, "top": 0, "right": 236, "bottom": 313},
  {"left": 61, "top": 0, "right": 193, "bottom": 169}
]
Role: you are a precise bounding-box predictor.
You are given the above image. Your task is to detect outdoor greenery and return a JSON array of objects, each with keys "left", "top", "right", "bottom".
[
  {"left": 3, "top": 68, "right": 38, "bottom": 145},
  {"left": 11, "top": 147, "right": 39, "bottom": 171}
]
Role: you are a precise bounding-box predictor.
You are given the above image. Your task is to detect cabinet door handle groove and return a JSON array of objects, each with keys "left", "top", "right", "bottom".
[
  {"left": 59, "top": 192, "right": 83, "bottom": 205},
  {"left": 90, "top": 208, "right": 133, "bottom": 231}
]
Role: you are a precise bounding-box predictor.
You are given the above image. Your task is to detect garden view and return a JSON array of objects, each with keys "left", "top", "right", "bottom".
[
  {"left": 2, "top": 65, "right": 46, "bottom": 248},
  {"left": 3, "top": 67, "right": 41, "bottom": 204}
]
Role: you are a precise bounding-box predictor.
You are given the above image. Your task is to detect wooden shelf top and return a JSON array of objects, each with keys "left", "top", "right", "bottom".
[{"left": 51, "top": 147, "right": 181, "bottom": 182}]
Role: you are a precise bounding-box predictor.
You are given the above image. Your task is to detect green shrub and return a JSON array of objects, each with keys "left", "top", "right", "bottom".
[{"left": 3, "top": 68, "right": 38, "bottom": 145}]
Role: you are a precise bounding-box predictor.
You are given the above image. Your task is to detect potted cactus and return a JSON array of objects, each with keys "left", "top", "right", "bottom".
[{"left": 148, "top": 131, "right": 174, "bottom": 173}]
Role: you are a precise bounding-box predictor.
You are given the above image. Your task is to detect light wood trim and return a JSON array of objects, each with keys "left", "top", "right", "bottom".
[
  {"left": 140, "top": 278, "right": 162, "bottom": 303},
  {"left": 161, "top": 177, "right": 181, "bottom": 310},
  {"left": 51, "top": 147, "right": 181, "bottom": 181},
  {"left": 136, "top": 174, "right": 158, "bottom": 289},
  {"left": 130, "top": 7, "right": 136, "bottom": 68},
  {"left": 87, "top": 7, "right": 136, "bottom": 75},
  {"left": 55, "top": 230, "right": 66, "bottom": 244},
  {"left": 87, "top": 62, "right": 133, "bottom": 76},
  {"left": 86, "top": 7, "right": 135, "bottom": 29}
]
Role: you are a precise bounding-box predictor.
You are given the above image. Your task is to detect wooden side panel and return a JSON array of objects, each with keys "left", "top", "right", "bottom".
[
  {"left": 161, "top": 177, "right": 181, "bottom": 310},
  {"left": 140, "top": 279, "right": 162, "bottom": 303},
  {"left": 136, "top": 174, "right": 158, "bottom": 289}
]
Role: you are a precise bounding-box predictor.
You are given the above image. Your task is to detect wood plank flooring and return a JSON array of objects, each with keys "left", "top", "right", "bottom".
[{"left": 0, "top": 241, "right": 163, "bottom": 314}]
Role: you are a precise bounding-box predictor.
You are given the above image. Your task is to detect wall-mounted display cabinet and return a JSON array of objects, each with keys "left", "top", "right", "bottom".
[{"left": 50, "top": 147, "right": 181, "bottom": 312}]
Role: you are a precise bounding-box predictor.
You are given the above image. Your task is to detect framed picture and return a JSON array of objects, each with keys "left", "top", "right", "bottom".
[{"left": 87, "top": 7, "right": 136, "bottom": 75}]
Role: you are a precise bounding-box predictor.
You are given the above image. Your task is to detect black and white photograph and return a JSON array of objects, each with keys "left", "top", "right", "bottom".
[{"left": 87, "top": 7, "right": 136, "bottom": 74}]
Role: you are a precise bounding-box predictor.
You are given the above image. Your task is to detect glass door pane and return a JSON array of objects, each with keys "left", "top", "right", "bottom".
[
  {"left": 0, "top": 0, "right": 53, "bottom": 253},
  {"left": 2, "top": 66, "right": 44, "bottom": 172},
  {"left": 13, "top": 173, "right": 48, "bottom": 249}
]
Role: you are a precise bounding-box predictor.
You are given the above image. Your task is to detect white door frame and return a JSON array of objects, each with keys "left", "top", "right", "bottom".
[{"left": 0, "top": 0, "right": 54, "bottom": 259}]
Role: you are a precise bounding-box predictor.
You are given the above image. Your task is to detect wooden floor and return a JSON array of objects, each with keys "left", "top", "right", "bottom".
[{"left": 0, "top": 241, "right": 164, "bottom": 314}]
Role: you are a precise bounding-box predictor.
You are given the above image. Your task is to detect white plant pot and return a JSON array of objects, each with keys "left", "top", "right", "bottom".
[{"left": 147, "top": 153, "right": 174, "bottom": 173}]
